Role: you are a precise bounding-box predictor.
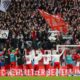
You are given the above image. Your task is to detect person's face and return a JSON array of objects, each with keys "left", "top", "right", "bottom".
[
  {"left": 35, "top": 54, "right": 38, "bottom": 56},
  {"left": 56, "top": 52, "right": 59, "bottom": 54},
  {"left": 46, "top": 52, "right": 48, "bottom": 54}
]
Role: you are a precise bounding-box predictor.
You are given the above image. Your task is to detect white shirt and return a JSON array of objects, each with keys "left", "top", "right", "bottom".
[
  {"left": 29, "top": 50, "right": 35, "bottom": 59},
  {"left": 51, "top": 49, "right": 65, "bottom": 62},
  {"left": 34, "top": 50, "right": 42, "bottom": 65},
  {"left": 25, "top": 55, "right": 32, "bottom": 64},
  {"left": 51, "top": 54, "right": 61, "bottom": 62},
  {"left": 43, "top": 54, "right": 51, "bottom": 65}
]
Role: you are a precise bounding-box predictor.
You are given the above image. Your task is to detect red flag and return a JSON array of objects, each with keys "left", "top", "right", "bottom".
[{"left": 38, "top": 9, "right": 68, "bottom": 34}]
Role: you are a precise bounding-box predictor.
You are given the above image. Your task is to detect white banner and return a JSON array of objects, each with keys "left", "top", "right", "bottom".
[
  {"left": 62, "top": 35, "right": 73, "bottom": 40},
  {"left": 48, "top": 30, "right": 59, "bottom": 41},
  {"left": 0, "top": 0, "right": 11, "bottom": 12},
  {"left": 0, "top": 30, "right": 9, "bottom": 39}
]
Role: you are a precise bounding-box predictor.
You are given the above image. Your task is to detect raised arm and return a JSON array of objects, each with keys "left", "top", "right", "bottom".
[
  {"left": 24, "top": 48, "right": 27, "bottom": 55},
  {"left": 15, "top": 48, "right": 19, "bottom": 55},
  {"left": 59, "top": 48, "right": 65, "bottom": 56},
  {"left": 0, "top": 48, "right": 6, "bottom": 56},
  {"left": 8, "top": 48, "right": 11, "bottom": 54}
]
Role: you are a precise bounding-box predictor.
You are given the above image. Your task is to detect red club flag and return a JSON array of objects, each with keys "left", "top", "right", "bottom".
[{"left": 38, "top": 9, "right": 68, "bottom": 34}]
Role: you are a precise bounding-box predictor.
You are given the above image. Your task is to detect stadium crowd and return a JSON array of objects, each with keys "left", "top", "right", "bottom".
[
  {"left": 0, "top": 0, "right": 80, "bottom": 74},
  {"left": 0, "top": 0, "right": 80, "bottom": 51}
]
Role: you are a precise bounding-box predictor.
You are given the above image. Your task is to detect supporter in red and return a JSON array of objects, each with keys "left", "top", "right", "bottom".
[
  {"left": 72, "top": 52, "right": 79, "bottom": 61},
  {"left": 75, "top": 52, "right": 80, "bottom": 67},
  {"left": 31, "top": 27, "right": 37, "bottom": 40}
]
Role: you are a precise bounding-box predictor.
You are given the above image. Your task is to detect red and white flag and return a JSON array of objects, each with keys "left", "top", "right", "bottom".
[{"left": 38, "top": 9, "right": 68, "bottom": 34}]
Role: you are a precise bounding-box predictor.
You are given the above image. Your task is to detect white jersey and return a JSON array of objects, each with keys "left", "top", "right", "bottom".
[
  {"left": 51, "top": 49, "right": 65, "bottom": 63},
  {"left": 34, "top": 50, "right": 42, "bottom": 65},
  {"left": 29, "top": 50, "right": 35, "bottom": 59},
  {"left": 25, "top": 55, "right": 32, "bottom": 64},
  {"left": 43, "top": 54, "right": 51, "bottom": 65},
  {"left": 51, "top": 54, "right": 61, "bottom": 62}
]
